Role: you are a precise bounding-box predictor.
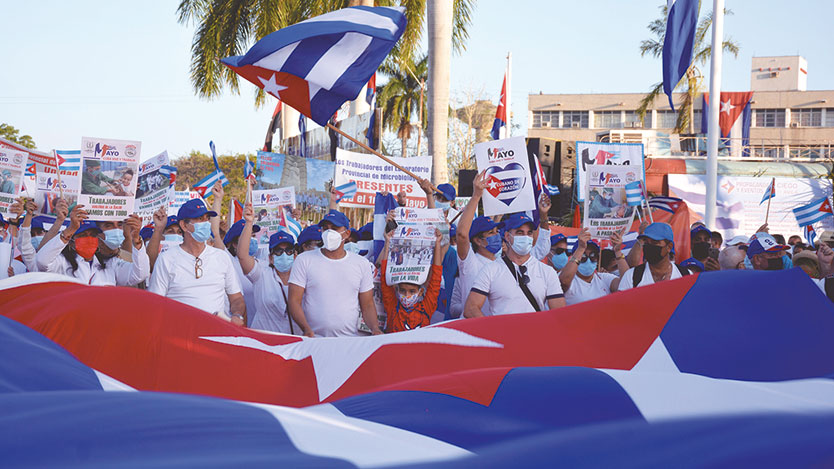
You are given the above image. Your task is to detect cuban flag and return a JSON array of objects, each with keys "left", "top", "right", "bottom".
[
  {"left": 490, "top": 73, "right": 507, "bottom": 140},
  {"left": 229, "top": 198, "right": 244, "bottom": 224},
  {"left": 334, "top": 181, "right": 357, "bottom": 203},
  {"left": 760, "top": 177, "right": 776, "bottom": 205},
  {"left": 53, "top": 149, "right": 82, "bottom": 172},
  {"left": 158, "top": 165, "right": 177, "bottom": 187},
  {"left": 244, "top": 153, "right": 256, "bottom": 183},
  {"left": 804, "top": 224, "right": 817, "bottom": 249},
  {"left": 221, "top": 6, "right": 407, "bottom": 126},
  {"left": 701, "top": 91, "right": 754, "bottom": 157},
  {"left": 373, "top": 191, "right": 398, "bottom": 262},
  {"left": 625, "top": 181, "right": 645, "bottom": 207},
  {"left": 283, "top": 208, "right": 303, "bottom": 241},
  {"left": 365, "top": 73, "right": 376, "bottom": 105},
  {"left": 793, "top": 197, "right": 834, "bottom": 227},
  {"left": 263, "top": 100, "right": 283, "bottom": 152},
  {"left": 662, "top": 0, "right": 699, "bottom": 110},
  {"left": 298, "top": 114, "right": 307, "bottom": 157},
  {"left": 194, "top": 142, "right": 229, "bottom": 197},
  {"left": 648, "top": 196, "right": 684, "bottom": 214}
]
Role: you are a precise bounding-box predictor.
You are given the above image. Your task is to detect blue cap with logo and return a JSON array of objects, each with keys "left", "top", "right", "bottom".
[
  {"left": 223, "top": 219, "right": 261, "bottom": 245},
  {"left": 690, "top": 224, "right": 712, "bottom": 238},
  {"left": 639, "top": 222, "right": 674, "bottom": 242},
  {"left": 435, "top": 183, "right": 456, "bottom": 202},
  {"left": 468, "top": 215, "right": 498, "bottom": 239},
  {"left": 358, "top": 222, "right": 374, "bottom": 240},
  {"left": 681, "top": 257, "right": 705, "bottom": 272},
  {"left": 297, "top": 225, "right": 322, "bottom": 246},
  {"left": 177, "top": 199, "right": 217, "bottom": 220},
  {"left": 164, "top": 215, "right": 179, "bottom": 230},
  {"left": 502, "top": 213, "right": 536, "bottom": 232},
  {"left": 139, "top": 225, "right": 154, "bottom": 241},
  {"left": 550, "top": 233, "right": 568, "bottom": 245},
  {"left": 449, "top": 223, "right": 457, "bottom": 238},
  {"left": 269, "top": 231, "right": 295, "bottom": 251},
  {"left": 75, "top": 221, "right": 102, "bottom": 236},
  {"left": 318, "top": 209, "right": 350, "bottom": 229},
  {"left": 746, "top": 232, "right": 789, "bottom": 259}
]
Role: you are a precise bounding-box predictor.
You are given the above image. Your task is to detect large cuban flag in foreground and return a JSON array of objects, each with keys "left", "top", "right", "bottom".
[{"left": 2, "top": 268, "right": 834, "bottom": 466}]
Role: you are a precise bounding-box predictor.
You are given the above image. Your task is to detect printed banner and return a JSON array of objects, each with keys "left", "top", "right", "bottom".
[
  {"left": 474, "top": 136, "right": 536, "bottom": 216},
  {"left": 255, "top": 151, "right": 334, "bottom": 212},
  {"left": 575, "top": 141, "right": 645, "bottom": 202},
  {"left": 77, "top": 137, "right": 141, "bottom": 221},
  {"left": 667, "top": 174, "right": 834, "bottom": 239},
  {"left": 385, "top": 223, "right": 436, "bottom": 285},
  {"left": 334, "top": 149, "right": 432, "bottom": 208},
  {"left": 393, "top": 206, "right": 449, "bottom": 245},
  {"left": 135, "top": 151, "right": 172, "bottom": 222},
  {"left": 251, "top": 187, "right": 296, "bottom": 244},
  {"left": 0, "top": 148, "right": 26, "bottom": 217},
  {"left": 168, "top": 191, "right": 202, "bottom": 215},
  {"left": 583, "top": 165, "right": 638, "bottom": 239}
]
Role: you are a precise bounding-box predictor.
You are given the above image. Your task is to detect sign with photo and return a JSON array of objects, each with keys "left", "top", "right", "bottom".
[
  {"left": 135, "top": 151, "right": 173, "bottom": 222},
  {"left": 474, "top": 136, "right": 535, "bottom": 216},
  {"left": 583, "top": 164, "right": 638, "bottom": 240},
  {"left": 575, "top": 141, "right": 645, "bottom": 202},
  {"left": 251, "top": 187, "right": 296, "bottom": 245},
  {"left": 255, "top": 151, "right": 334, "bottom": 213},
  {"left": 77, "top": 137, "right": 141, "bottom": 221},
  {"left": 385, "top": 224, "right": 436, "bottom": 285},
  {"left": 0, "top": 148, "right": 26, "bottom": 217}
]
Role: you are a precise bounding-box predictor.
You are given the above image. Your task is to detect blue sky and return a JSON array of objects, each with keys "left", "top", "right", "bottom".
[{"left": 1, "top": 1, "right": 832, "bottom": 160}]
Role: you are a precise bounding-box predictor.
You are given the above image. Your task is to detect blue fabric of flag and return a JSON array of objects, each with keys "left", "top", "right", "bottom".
[
  {"left": 662, "top": 0, "right": 699, "bottom": 111},
  {"left": 793, "top": 197, "right": 834, "bottom": 227},
  {"left": 373, "top": 192, "right": 398, "bottom": 262},
  {"left": 625, "top": 181, "right": 644, "bottom": 207}
]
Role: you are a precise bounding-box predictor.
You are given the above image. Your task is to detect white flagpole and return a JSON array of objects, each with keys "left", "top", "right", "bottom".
[
  {"left": 705, "top": 0, "right": 725, "bottom": 230},
  {"left": 506, "top": 52, "right": 512, "bottom": 138}
]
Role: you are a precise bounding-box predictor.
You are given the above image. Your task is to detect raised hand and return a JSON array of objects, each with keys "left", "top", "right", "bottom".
[
  {"left": 418, "top": 177, "right": 434, "bottom": 195},
  {"left": 243, "top": 203, "right": 255, "bottom": 223},
  {"left": 54, "top": 198, "right": 69, "bottom": 220},
  {"left": 576, "top": 227, "right": 590, "bottom": 252},
  {"left": 123, "top": 214, "right": 142, "bottom": 244},
  {"left": 538, "top": 192, "right": 552, "bottom": 215},
  {"left": 153, "top": 206, "right": 167, "bottom": 232},
  {"left": 610, "top": 228, "right": 625, "bottom": 252},
  {"left": 68, "top": 205, "right": 88, "bottom": 233},
  {"left": 211, "top": 180, "right": 224, "bottom": 200},
  {"left": 473, "top": 170, "right": 488, "bottom": 197}
]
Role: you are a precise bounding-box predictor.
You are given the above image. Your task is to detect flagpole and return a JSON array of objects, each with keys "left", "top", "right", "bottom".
[
  {"left": 52, "top": 150, "right": 64, "bottom": 200},
  {"left": 326, "top": 122, "right": 440, "bottom": 194},
  {"left": 764, "top": 178, "right": 774, "bottom": 225},
  {"left": 416, "top": 79, "right": 425, "bottom": 156},
  {"left": 704, "top": 0, "right": 725, "bottom": 230},
  {"left": 506, "top": 52, "right": 512, "bottom": 138}
]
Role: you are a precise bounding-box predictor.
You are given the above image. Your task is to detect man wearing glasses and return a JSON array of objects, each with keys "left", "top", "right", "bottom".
[
  {"left": 149, "top": 199, "right": 245, "bottom": 325},
  {"left": 464, "top": 213, "right": 566, "bottom": 317}
]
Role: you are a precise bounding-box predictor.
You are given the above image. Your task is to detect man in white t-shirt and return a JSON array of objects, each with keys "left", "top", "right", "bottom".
[
  {"left": 148, "top": 199, "right": 245, "bottom": 324},
  {"left": 288, "top": 209, "right": 380, "bottom": 337},
  {"left": 559, "top": 227, "right": 629, "bottom": 305},
  {"left": 465, "top": 213, "right": 565, "bottom": 316},
  {"left": 618, "top": 222, "right": 687, "bottom": 291}
]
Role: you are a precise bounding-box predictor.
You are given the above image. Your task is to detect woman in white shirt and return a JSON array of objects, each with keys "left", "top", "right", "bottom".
[
  {"left": 36, "top": 204, "right": 149, "bottom": 286},
  {"left": 237, "top": 203, "right": 299, "bottom": 334},
  {"left": 559, "top": 227, "right": 629, "bottom": 306}
]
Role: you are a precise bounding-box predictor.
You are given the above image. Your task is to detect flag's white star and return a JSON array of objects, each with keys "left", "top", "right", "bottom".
[
  {"left": 720, "top": 100, "right": 735, "bottom": 116},
  {"left": 488, "top": 180, "right": 500, "bottom": 190},
  {"left": 258, "top": 74, "right": 288, "bottom": 97},
  {"left": 201, "top": 327, "right": 503, "bottom": 401}
]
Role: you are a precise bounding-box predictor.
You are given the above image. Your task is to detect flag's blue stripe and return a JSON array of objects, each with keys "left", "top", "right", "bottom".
[
  {"left": 661, "top": 0, "right": 699, "bottom": 110},
  {"left": 796, "top": 212, "right": 830, "bottom": 227},
  {"left": 284, "top": 32, "right": 345, "bottom": 79},
  {"left": 55, "top": 150, "right": 81, "bottom": 155}
]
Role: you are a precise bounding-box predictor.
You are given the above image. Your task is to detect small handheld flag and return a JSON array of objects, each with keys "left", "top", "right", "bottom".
[
  {"left": 760, "top": 178, "right": 776, "bottom": 205},
  {"left": 532, "top": 156, "right": 559, "bottom": 196},
  {"left": 793, "top": 197, "right": 834, "bottom": 228},
  {"left": 804, "top": 225, "right": 817, "bottom": 249},
  {"left": 159, "top": 165, "right": 177, "bottom": 187},
  {"left": 365, "top": 73, "right": 376, "bottom": 106},
  {"left": 625, "top": 181, "right": 645, "bottom": 207},
  {"left": 334, "top": 181, "right": 357, "bottom": 203},
  {"left": 208, "top": 141, "right": 230, "bottom": 187},
  {"left": 490, "top": 74, "right": 507, "bottom": 140},
  {"left": 244, "top": 154, "right": 256, "bottom": 183},
  {"left": 229, "top": 198, "right": 244, "bottom": 224},
  {"left": 283, "top": 208, "right": 302, "bottom": 241}
]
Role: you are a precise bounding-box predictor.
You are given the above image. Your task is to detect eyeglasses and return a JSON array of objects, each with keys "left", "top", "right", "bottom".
[
  {"left": 194, "top": 257, "right": 203, "bottom": 279},
  {"left": 517, "top": 265, "right": 530, "bottom": 286},
  {"left": 580, "top": 252, "right": 599, "bottom": 263},
  {"left": 271, "top": 247, "right": 293, "bottom": 256},
  {"left": 551, "top": 247, "right": 567, "bottom": 255}
]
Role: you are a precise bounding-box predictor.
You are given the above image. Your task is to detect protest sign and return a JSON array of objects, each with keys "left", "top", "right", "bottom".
[
  {"left": 668, "top": 174, "right": 834, "bottom": 239},
  {"left": 575, "top": 141, "right": 645, "bottom": 202},
  {"left": 77, "top": 137, "right": 141, "bottom": 221},
  {"left": 168, "top": 191, "right": 202, "bottom": 215},
  {"left": 255, "top": 151, "right": 334, "bottom": 211},
  {"left": 251, "top": 187, "right": 296, "bottom": 244},
  {"left": 474, "top": 136, "right": 536, "bottom": 216},
  {"left": 334, "top": 149, "right": 432, "bottom": 208},
  {"left": 135, "top": 151, "right": 173, "bottom": 221},
  {"left": 22, "top": 150, "right": 82, "bottom": 216},
  {"left": 0, "top": 148, "right": 27, "bottom": 218},
  {"left": 393, "top": 206, "right": 449, "bottom": 244},
  {"left": 583, "top": 165, "right": 638, "bottom": 240},
  {"left": 385, "top": 223, "right": 436, "bottom": 285}
]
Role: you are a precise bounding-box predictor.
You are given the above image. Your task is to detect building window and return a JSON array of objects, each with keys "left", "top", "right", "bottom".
[
  {"left": 656, "top": 110, "right": 678, "bottom": 129},
  {"left": 532, "top": 110, "right": 559, "bottom": 128},
  {"left": 594, "top": 111, "right": 622, "bottom": 129},
  {"left": 790, "top": 108, "right": 822, "bottom": 127},
  {"left": 825, "top": 109, "right": 834, "bottom": 127},
  {"left": 624, "top": 111, "right": 647, "bottom": 128},
  {"left": 754, "top": 109, "right": 786, "bottom": 128},
  {"left": 751, "top": 146, "right": 785, "bottom": 159},
  {"left": 790, "top": 147, "right": 822, "bottom": 159},
  {"left": 562, "top": 111, "right": 588, "bottom": 128}
]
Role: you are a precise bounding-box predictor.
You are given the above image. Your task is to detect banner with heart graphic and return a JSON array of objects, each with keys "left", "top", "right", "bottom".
[{"left": 475, "top": 136, "right": 536, "bottom": 216}]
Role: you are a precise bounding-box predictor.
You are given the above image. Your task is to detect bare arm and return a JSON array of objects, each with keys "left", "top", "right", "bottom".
[
  {"left": 626, "top": 220, "right": 649, "bottom": 267},
  {"left": 237, "top": 202, "right": 257, "bottom": 275},
  {"left": 463, "top": 290, "right": 487, "bottom": 318},
  {"left": 559, "top": 227, "right": 589, "bottom": 291},
  {"left": 433, "top": 229, "right": 448, "bottom": 266},
  {"left": 457, "top": 170, "right": 487, "bottom": 261},
  {"left": 147, "top": 206, "right": 167, "bottom": 271},
  {"left": 418, "top": 178, "right": 435, "bottom": 209},
  {"left": 41, "top": 198, "right": 69, "bottom": 248},
  {"left": 209, "top": 181, "right": 225, "bottom": 250},
  {"left": 359, "top": 290, "right": 382, "bottom": 334},
  {"left": 546, "top": 296, "right": 567, "bottom": 309},
  {"left": 228, "top": 292, "right": 246, "bottom": 326},
  {"left": 288, "top": 284, "right": 314, "bottom": 337}
]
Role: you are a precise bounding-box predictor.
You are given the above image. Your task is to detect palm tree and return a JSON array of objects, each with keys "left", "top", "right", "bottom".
[
  {"left": 636, "top": 5, "right": 740, "bottom": 134},
  {"left": 377, "top": 55, "right": 428, "bottom": 157}
]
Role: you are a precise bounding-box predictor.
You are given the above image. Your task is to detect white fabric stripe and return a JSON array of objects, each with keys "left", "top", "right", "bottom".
[
  {"left": 603, "top": 369, "right": 834, "bottom": 423},
  {"left": 794, "top": 202, "right": 825, "bottom": 217},
  {"left": 299, "top": 7, "right": 402, "bottom": 34},
  {"left": 253, "top": 41, "right": 300, "bottom": 72},
  {"left": 304, "top": 32, "right": 372, "bottom": 90},
  {"left": 0, "top": 272, "right": 85, "bottom": 291},
  {"left": 94, "top": 370, "right": 136, "bottom": 391},
  {"left": 629, "top": 337, "right": 680, "bottom": 373},
  {"left": 244, "top": 401, "right": 470, "bottom": 467}
]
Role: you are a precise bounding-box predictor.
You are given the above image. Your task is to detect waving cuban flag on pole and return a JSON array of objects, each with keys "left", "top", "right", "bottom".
[
  {"left": 793, "top": 197, "right": 834, "bottom": 228},
  {"left": 662, "top": 0, "right": 699, "bottom": 111},
  {"left": 490, "top": 73, "right": 507, "bottom": 140},
  {"left": 221, "top": 6, "right": 407, "bottom": 127},
  {"left": 193, "top": 141, "right": 229, "bottom": 197}
]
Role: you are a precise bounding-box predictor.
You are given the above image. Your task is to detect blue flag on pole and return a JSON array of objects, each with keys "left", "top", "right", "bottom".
[
  {"left": 373, "top": 192, "right": 398, "bottom": 262},
  {"left": 662, "top": 0, "right": 699, "bottom": 111}
]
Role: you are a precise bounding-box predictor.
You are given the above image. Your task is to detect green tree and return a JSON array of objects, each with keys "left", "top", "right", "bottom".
[
  {"left": 172, "top": 151, "right": 254, "bottom": 217},
  {"left": 0, "top": 123, "right": 36, "bottom": 149},
  {"left": 636, "top": 6, "right": 740, "bottom": 134},
  {"left": 377, "top": 54, "right": 428, "bottom": 157},
  {"left": 176, "top": 0, "right": 474, "bottom": 105}
]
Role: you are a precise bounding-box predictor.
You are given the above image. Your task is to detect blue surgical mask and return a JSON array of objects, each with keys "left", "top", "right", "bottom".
[
  {"left": 511, "top": 235, "right": 534, "bottom": 256},
  {"left": 272, "top": 253, "right": 294, "bottom": 272},
  {"left": 484, "top": 234, "right": 502, "bottom": 254},
  {"left": 550, "top": 252, "right": 568, "bottom": 270},
  {"left": 743, "top": 256, "right": 753, "bottom": 270},
  {"left": 190, "top": 221, "right": 212, "bottom": 243},
  {"left": 30, "top": 235, "right": 44, "bottom": 251},
  {"left": 577, "top": 258, "right": 597, "bottom": 276},
  {"left": 164, "top": 234, "right": 183, "bottom": 244},
  {"left": 248, "top": 241, "right": 259, "bottom": 257},
  {"left": 435, "top": 201, "right": 450, "bottom": 211},
  {"left": 103, "top": 229, "right": 125, "bottom": 249}
]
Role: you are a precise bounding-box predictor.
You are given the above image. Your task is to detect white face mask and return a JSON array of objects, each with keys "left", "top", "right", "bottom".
[{"left": 322, "top": 229, "right": 344, "bottom": 251}]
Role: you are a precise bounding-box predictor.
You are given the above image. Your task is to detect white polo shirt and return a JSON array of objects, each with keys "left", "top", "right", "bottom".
[
  {"left": 564, "top": 272, "right": 619, "bottom": 305},
  {"left": 470, "top": 255, "right": 564, "bottom": 315},
  {"left": 149, "top": 244, "right": 241, "bottom": 315},
  {"left": 458, "top": 250, "right": 497, "bottom": 316},
  {"left": 618, "top": 263, "right": 683, "bottom": 291},
  {"left": 289, "top": 249, "right": 374, "bottom": 337},
  {"left": 246, "top": 259, "right": 299, "bottom": 334}
]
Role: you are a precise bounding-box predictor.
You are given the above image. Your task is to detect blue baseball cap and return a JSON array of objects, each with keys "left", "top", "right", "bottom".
[
  {"left": 139, "top": 224, "right": 154, "bottom": 241},
  {"left": 639, "top": 222, "right": 674, "bottom": 243},
  {"left": 435, "top": 183, "right": 456, "bottom": 202},
  {"left": 297, "top": 225, "right": 322, "bottom": 246},
  {"left": 223, "top": 219, "right": 261, "bottom": 245},
  {"left": 572, "top": 240, "right": 601, "bottom": 255},
  {"left": 269, "top": 231, "right": 295, "bottom": 251},
  {"left": 75, "top": 221, "right": 102, "bottom": 236},
  {"left": 681, "top": 257, "right": 705, "bottom": 272},
  {"left": 502, "top": 213, "right": 536, "bottom": 232},
  {"left": 469, "top": 215, "right": 498, "bottom": 239},
  {"left": 358, "top": 222, "right": 374, "bottom": 240},
  {"left": 449, "top": 224, "right": 457, "bottom": 238},
  {"left": 550, "top": 233, "right": 568, "bottom": 245},
  {"left": 177, "top": 199, "right": 217, "bottom": 220},
  {"left": 164, "top": 215, "right": 179, "bottom": 230},
  {"left": 319, "top": 209, "right": 350, "bottom": 229},
  {"left": 747, "top": 232, "right": 789, "bottom": 259},
  {"left": 691, "top": 224, "right": 712, "bottom": 238}
]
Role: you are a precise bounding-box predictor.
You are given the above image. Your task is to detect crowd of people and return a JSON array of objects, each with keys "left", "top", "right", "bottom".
[{"left": 4, "top": 171, "right": 832, "bottom": 338}]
